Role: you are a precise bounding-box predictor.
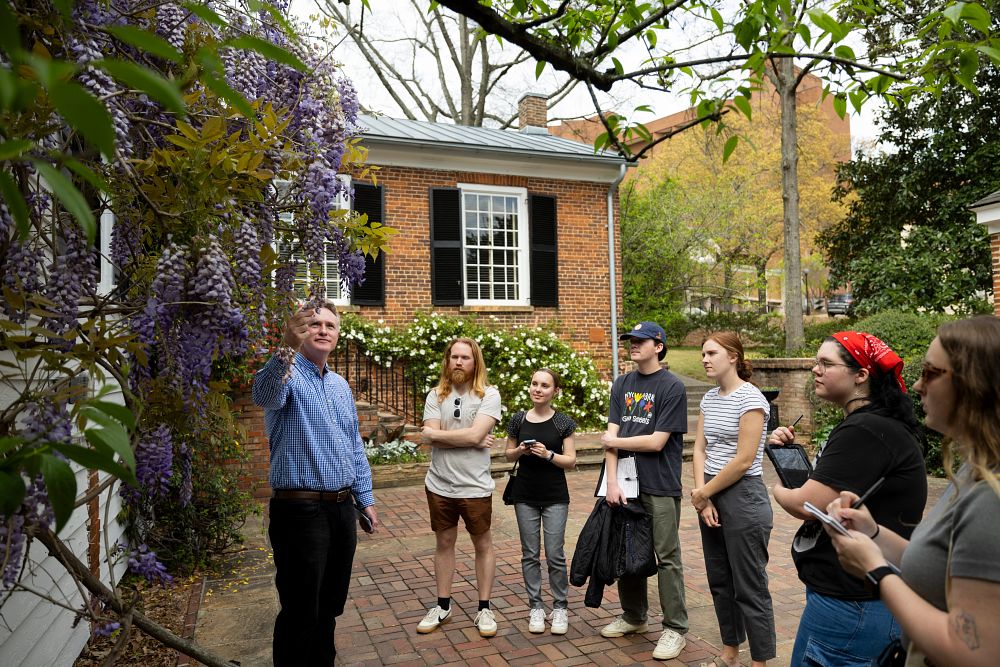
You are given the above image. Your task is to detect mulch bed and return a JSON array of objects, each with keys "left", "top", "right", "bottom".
[{"left": 73, "top": 575, "right": 201, "bottom": 667}]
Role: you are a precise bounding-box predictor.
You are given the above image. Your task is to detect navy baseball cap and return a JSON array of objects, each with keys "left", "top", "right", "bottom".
[{"left": 619, "top": 321, "right": 667, "bottom": 360}]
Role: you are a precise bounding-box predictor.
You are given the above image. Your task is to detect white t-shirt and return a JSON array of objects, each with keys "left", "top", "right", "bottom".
[
  {"left": 700, "top": 382, "right": 770, "bottom": 477},
  {"left": 423, "top": 385, "right": 502, "bottom": 498}
]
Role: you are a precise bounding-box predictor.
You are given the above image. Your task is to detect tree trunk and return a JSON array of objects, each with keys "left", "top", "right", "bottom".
[
  {"left": 756, "top": 257, "right": 769, "bottom": 314},
  {"left": 777, "top": 57, "right": 804, "bottom": 352},
  {"left": 458, "top": 16, "right": 474, "bottom": 125}
]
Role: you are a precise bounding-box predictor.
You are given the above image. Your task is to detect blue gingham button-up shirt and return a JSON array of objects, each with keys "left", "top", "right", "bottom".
[{"left": 252, "top": 351, "right": 374, "bottom": 508}]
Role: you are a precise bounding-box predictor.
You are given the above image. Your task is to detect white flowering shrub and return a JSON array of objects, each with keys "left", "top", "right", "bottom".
[
  {"left": 364, "top": 439, "right": 428, "bottom": 465},
  {"left": 341, "top": 312, "right": 609, "bottom": 430}
]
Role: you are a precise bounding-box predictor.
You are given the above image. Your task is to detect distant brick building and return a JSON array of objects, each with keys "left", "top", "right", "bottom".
[
  {"left": 328, "top": 94, "right": 630, "bottom": 371},
  {"left": 971, "top": 189, "right": 1000, "bottom": 315}
]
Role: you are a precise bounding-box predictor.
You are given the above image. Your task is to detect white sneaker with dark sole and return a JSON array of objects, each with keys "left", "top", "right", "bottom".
[{"left": 416, "top": 605, "right": 451, "bottom": 634}]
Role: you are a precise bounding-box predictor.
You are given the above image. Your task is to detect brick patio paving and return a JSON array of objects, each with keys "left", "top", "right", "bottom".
[{"left": 193, "top": 463, "right": 948, "bottom": 667}]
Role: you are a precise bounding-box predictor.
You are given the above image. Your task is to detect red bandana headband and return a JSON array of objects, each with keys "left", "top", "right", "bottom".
[{"left": 833, "top": 331, "right": 907, "bottom": 393}]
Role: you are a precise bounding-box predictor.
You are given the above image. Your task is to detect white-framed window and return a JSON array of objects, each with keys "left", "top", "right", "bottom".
[
  {"left": 273, "top": 175, "right": 352, "bottom": 305},
  {"left": 459, "top": 183, "right": 529, "bottom": 306}
]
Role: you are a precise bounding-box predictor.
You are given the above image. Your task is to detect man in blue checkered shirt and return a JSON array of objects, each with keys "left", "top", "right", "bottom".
[{"left": 253, "top": 301, "right": 377, "bottom": 666}]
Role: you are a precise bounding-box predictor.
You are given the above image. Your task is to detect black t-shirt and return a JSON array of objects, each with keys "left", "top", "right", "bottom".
[
  {"left": 792, "top": 405, "right": 927, "bottom": 599},
  {"left": 608, "top": 368, "right": 688, "bottom": 496},
  {"left": 506, "top": 411, "right": 576, "bottom": 505}
]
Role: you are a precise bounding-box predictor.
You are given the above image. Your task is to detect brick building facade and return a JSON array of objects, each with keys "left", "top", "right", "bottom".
[{"left": 971, "top": 189, "right": 1000, "bottom": 316}]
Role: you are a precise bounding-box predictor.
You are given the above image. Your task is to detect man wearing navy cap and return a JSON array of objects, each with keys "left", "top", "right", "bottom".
[{"left": 599, "top": 321, "right": 690, "bottom": 661}]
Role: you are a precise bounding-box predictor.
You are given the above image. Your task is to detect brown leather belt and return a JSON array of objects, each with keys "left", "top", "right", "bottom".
[{"left": 272, "top": 488, "right": 352, "bottom": 503}]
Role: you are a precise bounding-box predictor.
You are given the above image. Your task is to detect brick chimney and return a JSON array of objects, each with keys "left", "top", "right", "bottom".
[{"left": 518, "top": 93, "right": 548, "bottom": 132}]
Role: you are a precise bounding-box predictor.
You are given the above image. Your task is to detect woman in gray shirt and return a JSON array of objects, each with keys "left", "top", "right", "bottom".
[{"left": 824, "top": 316, "right": 1000, "bottom": 667}]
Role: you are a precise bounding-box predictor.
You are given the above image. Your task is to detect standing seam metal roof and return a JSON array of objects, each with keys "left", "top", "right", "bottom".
[
  {"left": 358, "top": 114, "right": 625, "bottom": 164},
  {"left": 970, "top": 189, "right": 1000, "bottom": 209}
]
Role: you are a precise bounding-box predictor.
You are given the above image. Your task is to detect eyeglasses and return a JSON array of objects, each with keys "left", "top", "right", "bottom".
[
  {"left": 812, "top": 358, "right": 853, "bottom": 372},
  {"left": 453, "top": 397, "right": 461, "bottom": 419},
  {"left": 920, "top": 362, "right": 950, "bottom": 384}
]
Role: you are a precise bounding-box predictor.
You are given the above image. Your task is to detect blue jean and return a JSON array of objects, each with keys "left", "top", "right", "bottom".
[
  {"left": 790, "top": 588, "right": 901, "bottom": 666},
  {"left": 514, "top": 503, "right": 569, "bottom": 609}
]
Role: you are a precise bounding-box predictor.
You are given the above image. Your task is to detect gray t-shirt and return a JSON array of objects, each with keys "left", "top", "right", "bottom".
[
  {"left": 901, "top": 464, "right": 1000, "bottom": 611},
  {"left": 608, "top": 368, "right": 688, "bottom": 496},
  {"left": 423, "top": 385, "right": 502, "bottom": 498}
]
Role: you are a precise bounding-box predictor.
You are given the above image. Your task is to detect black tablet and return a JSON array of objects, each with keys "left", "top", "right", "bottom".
[{"left": 764, "top": 443, "right": 813, "bottom": 489}]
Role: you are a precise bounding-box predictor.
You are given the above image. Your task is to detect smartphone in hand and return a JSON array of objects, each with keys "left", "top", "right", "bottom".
[
  {"left": 803, "top": 501, "right": 852, "bottom": 537},
  {"left": 355, "top": 500, "right": 374, "bottom": 534}
]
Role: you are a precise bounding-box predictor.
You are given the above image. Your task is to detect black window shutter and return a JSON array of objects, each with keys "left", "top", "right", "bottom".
[
  {"left": 529, "top": 194, "right": 558, "bottom": 307},
  {"left": 351, "top": 183, "right": 385, "bottom": 306},
  {"left": 430, "top": 187, "right": 463, "bottom": 305}
]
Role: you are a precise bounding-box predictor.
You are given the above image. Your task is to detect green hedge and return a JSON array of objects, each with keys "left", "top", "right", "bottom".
[{"left": 340, "top": 313, "right": 609, "bottom": 430}]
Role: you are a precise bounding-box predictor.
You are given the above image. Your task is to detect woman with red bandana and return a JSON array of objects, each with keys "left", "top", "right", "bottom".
[{"left": 768, "top": 332, "right": 927, "bottom": 665}]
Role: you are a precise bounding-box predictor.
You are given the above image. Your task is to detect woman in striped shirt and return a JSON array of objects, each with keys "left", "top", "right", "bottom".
[{"left": 691, "top": 332, "right": 775, "bottom": 667}]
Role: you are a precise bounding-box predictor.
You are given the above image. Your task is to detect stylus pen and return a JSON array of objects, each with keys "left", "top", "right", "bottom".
[
  {"left": 852, "top": 476, "right": 886, "bottom": 509},
  {"left": 790, "top": 414, "right": 804, "bottom": 429}
]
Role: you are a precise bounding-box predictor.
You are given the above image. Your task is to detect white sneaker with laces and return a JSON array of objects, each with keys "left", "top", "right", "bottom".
[
  {"left": 416, "top": 605, "right": 451, "bottom": 634},
  {"left": 549, "top": 608, "right": 568, "bottom": 635},
  {"left": 528, "top": 608, "right": 546, "bottom": 633},
  {"left": 651, "top": 628, "right": 686, "bottom": 660},
  {"left": 600, "top": 616, "right": 648, "bottom": 638},
  {"left": 475, "top": 608, "right": 498, "bottom": 637}
]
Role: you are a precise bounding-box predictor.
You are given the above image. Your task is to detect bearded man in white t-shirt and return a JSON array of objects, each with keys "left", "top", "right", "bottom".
[{"left": 415, "top": 337, "right": 502, "bottom": 638}]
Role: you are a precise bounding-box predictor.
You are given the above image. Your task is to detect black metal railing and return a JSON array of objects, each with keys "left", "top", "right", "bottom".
[{"left": 329, "top": 340, "right": 423, "bottom": 426}]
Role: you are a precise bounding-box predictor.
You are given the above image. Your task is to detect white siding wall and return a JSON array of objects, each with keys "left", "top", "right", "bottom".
[{"left": 0, "top": 469, "right": 127, "bottom": 666}]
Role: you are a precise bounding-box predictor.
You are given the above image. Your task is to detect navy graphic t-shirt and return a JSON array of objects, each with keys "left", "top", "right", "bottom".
[{"left": 608, "top": 368, "right": 688, "bottom": 496}]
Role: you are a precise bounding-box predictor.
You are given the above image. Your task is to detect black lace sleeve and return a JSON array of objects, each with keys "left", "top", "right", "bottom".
[
  {"left": 506, "top": 410, "right": 526, "bottom": 439},
  {"left": 553, "top": 411, "right": 577, "bottom": 439}
]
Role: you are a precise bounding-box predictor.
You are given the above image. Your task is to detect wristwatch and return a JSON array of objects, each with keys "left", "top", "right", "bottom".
[
  {"left": 548, "top": 451, "right": 555, "bottom": 462},
  {"left": 865, "top": 563, "right": 901, "bottom": 598}
]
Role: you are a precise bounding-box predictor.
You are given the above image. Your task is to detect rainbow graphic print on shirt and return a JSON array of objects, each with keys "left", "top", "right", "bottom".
[{"left": 622, "top": 391, "right": 656, "bottom": 425}]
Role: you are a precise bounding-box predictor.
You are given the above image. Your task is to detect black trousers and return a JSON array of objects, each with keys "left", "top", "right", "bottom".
[{"left": 269, "top": 498, "right": 358, "bottom": 667}]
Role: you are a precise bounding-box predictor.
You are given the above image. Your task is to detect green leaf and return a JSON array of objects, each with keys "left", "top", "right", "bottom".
[
  {"left": 535, "top": 60, "right": 546, "bottom": 79},
  {"left": 0, "top": 170, "right": 30, "bottom": 239},
  {"left": 80, "top": 406, "right": 136, "bottom": 471},
  {"left": 611, "top": 57, "right": 624, "bottom": 75},
  {"left": 183, "top": 1, "right": 228, "bottom": 27},
  {"left": 942, "top": 2, "right": 964, "bottom": 26},
  {"left": 0, "top": 468, "right": 26, "bottom": 516},
  {"left": 976, "top": 45, "right": 1000, "bottom": 65},
  {"left": 88, "top": 400, "right": 136, "bottom": 429},
  {"left": 49, "top": 442, "right": 137, "bottom": 488},
  {"left": 958, "top": 48, "right": 979, "bottom": 87},
  {"left": 47, "top": 80, "right": 116, "bottom": 159},
  {"left": 832, "top": 94, "right": 847, "bottom": 120},
  {"left": 95, "top": 59, "right": 186, "bottom": 116},
  {"left": 732, "top": 95, "right": 752, "bottom": 121},
  {"left": 833, "top": 44, "right": 856, "bottom": 61},
  {"left": 40, "top": 454, "right": 76, "bottom": 533},
  {"left": 107, "top": 25, "right": 184, "bottom": 64},
  {"left": 960, "top": 2, "right": 991, "bottom": 34},
  {"left": 201, "top": 71, "right": 253, "bottom": 117},
  {"left": 722, "top": 135, "right": 739, "bottom": 163},
  {"left": 227, "top": 35, "right": 307, "bottom": 72},
  {"left": 30, "top": 161, "right": 96, "bottom": 244},
  {"left": 64, "top": 158, "right": 110, "bottom": 194},
  {"left": 0, "top": 139, "right": 33, "bottom": 160},
  {"left": 710, "top": 7, "right": 724, "bottom": 32}
]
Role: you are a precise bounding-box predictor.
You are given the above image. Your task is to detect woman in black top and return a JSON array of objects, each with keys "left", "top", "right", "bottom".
[
  {"left": 505, "top": 368, "right": 577, "bottom": 636},
  {"left": 769, "top": 332, "right": 927, "bottom": 665}
]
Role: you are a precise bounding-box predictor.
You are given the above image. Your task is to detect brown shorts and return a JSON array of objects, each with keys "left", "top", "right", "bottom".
[{"left": 425, "top": 488, "right": 493, "bottom": 535}]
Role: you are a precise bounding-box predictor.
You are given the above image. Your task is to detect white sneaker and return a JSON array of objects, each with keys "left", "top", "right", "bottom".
[
  {"left": 550, "top": 608, "right": 568, "bottom": 635},
  {"left": 600, "top": 616, "right": 648, "bottom": 638},
  {"left": 416, "top": 605, "right": 451, "bottom": 634},
  {"left": 475, "top": 608, "right": 498, "bottom": 637},
  {"left": 528, "top": 607, "right": 546, "bottom": 633},
  {"left": 652, "top": 628, "right": 686, "bottom": 660}
]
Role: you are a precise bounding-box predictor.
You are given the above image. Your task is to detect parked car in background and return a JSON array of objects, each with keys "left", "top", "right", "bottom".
[{"left": 827, "top": 293, "right": 855, "bottom": 316}]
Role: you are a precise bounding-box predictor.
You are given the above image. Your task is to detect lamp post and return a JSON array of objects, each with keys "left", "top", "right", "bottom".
[{"left": 803, "top": 268, "right": 811, "bottom": 315}]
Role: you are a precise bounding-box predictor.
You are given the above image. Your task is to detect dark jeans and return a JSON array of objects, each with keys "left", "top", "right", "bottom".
[
  {"left": 269, "top": 498, "right": 358, "bottom": 667},
  {"left": 699, "top": 474, "right": 776, "bottom": 661}
]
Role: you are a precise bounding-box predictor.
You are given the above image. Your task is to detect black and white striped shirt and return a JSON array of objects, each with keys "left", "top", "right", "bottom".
[{"left": 700, "top": 383, "right": 770, "bottom": 477}]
